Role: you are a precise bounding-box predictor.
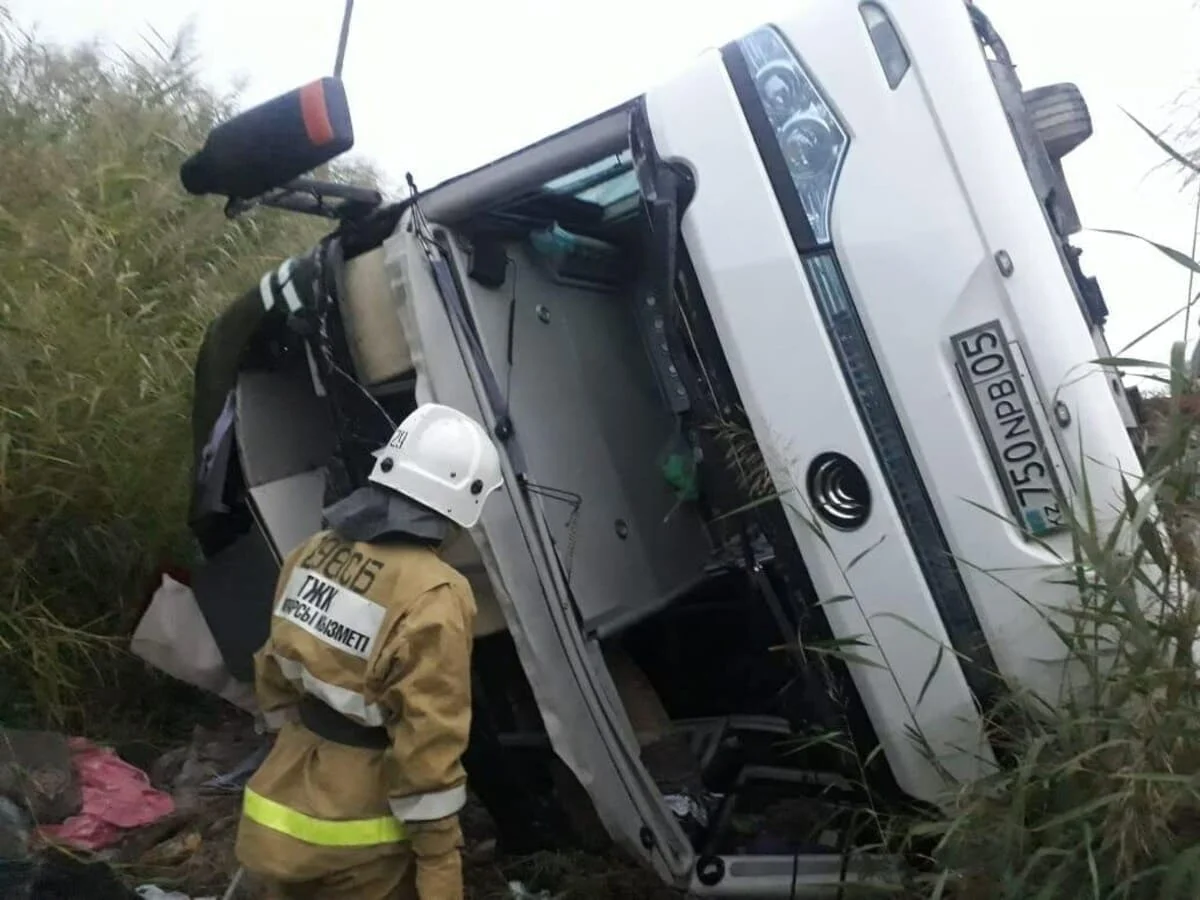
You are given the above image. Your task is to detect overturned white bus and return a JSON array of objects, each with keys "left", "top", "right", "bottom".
[{"left": 175, "top": 0, "right": 1143, "bottom": 893}]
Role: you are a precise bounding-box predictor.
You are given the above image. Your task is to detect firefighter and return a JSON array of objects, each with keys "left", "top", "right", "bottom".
[{"left": 234, "top": 402, "right": 504, "bottom": 900}]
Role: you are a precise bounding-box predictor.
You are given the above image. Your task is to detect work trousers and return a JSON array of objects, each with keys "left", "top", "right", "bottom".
[{"left": 261, "top": 846, "right": 463, "bottom": 900}]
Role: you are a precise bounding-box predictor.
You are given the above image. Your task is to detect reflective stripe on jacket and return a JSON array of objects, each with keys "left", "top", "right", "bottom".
[
  {"left": 242, "top": 786, "right": 407, "bottom": 846},
  {"left": 236, "top": 529, "right": 476, "bottom": 877}
]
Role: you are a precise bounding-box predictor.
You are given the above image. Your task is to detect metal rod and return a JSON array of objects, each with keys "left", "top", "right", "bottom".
[
  {"left": 221, "top": 866, "right": 245, "bottom": 900},
  {"left": 334, "top": 0, "right": 355, "bottom": 79}
]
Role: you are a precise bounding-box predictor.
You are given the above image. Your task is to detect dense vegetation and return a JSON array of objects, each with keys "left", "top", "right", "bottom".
[
  {"left": 899, "top": 354, "right": 1200, "bottom": 899},
  {"left": 0, "top": 8, "right": 328, "bottom": 735}
]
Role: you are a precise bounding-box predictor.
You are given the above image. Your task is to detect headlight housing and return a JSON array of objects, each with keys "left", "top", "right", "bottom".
[{"left": 736, "top": 27, "right": 848, "bottom": 245}]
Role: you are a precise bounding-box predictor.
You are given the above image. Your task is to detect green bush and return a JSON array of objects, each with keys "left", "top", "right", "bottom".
[{"left": 0, "top": 8, "right": 327, "bottom": 733}]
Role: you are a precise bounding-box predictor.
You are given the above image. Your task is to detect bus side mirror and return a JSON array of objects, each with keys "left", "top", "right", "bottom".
[{"left": 180, "top": 77, "right": 355, "bottom": 200}]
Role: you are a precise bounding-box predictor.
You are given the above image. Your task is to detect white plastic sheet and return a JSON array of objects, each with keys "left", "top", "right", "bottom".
[
  {"left": 130, "top": 574, "right": 258, "bottom": 713},
  {"left": 136, "top": 886, "right": 217, "bottom": 900}
]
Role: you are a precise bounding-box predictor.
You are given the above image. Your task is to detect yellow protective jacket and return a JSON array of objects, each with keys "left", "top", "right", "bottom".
[{"left": 235, "top": 528, "right": 476, "bottom": 891}]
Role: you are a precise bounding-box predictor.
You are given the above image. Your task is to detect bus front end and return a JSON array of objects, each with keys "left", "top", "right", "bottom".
[{"left": 645, "top": 0, "right": 1142, "bottom": 807}]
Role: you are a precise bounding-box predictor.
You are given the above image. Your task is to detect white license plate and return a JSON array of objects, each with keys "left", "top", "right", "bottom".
[{"left": 951, "top": 320, "right": 1065, "bottom": 538}]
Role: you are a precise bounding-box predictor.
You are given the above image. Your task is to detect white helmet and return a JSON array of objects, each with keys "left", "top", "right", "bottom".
[{"left": 368, "top": 403, "right": 504, "bottom": 529}]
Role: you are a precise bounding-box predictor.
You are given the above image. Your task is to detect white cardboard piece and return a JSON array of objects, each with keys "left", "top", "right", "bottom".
[{"left": 130, "top": 574, "right": 259, "bottom": 713}]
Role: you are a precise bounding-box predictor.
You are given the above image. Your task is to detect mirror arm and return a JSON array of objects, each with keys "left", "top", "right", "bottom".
[
  {"left": 225, "top": 191, "right": 335, "bottom": 221},
  {"left": 334, "top": 0, "right": 355, "bottom": 79},
  {"left": 224, "top": 177, "right": 382, "bottom": 222},
  {"left": 286, "top": 176, "right": 381, "bottom": 207}
]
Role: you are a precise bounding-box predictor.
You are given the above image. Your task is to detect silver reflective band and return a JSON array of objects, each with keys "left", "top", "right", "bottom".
[
  {"left": 389, "top": 784, "right": 467, "bottom": 823},
  {"left": 258, "top": 271, "right": 274, "bottom": 311},
  {"left": 276, "top": 258, "right": 303, "bottom": 313},
  {"left": 273, "top": 654, "right": 386, "bottom": 727}
]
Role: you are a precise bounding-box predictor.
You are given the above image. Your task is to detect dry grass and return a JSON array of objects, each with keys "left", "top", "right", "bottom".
[{"left": 707, "top": 414, "right": 775, "bottom": 502}]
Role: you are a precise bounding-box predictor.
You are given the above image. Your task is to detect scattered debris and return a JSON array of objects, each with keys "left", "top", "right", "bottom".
[
  {"left": 201, "top": 746, "right": 269, "bottom": 795},
  {"left": 114, "top": 716, "right": 261, "bottom": 898},
  {"left": 152, "top": 720, "right": 265, "bottom": 800},
  {"left": 507, "top": 881, "right": 564, "bottom": 900},
  {"left": 0, "top": 796, "right": 30, "bottom": 860},
  {"left": 0, "top": 714, "right": 677, "bottom": 898},
  {"left": 39, "top": 739, "right": 174, "bottom": 852},
  {"left": 135, "top": 885, "right": 217, "bottom": 899},
  {"left": 135, "top": 887, "right": 189, "bottom": 899},
  {"left": 1, "top": 846, "right": 138, "bottom": 899},
  {"left": 0, "top": 729, "right": 82, "bottom": 824},
  {"left": 137, "top": 829, "right": 204, "bottom": 869}
]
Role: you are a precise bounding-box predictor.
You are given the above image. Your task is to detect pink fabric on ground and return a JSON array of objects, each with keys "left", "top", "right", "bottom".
[{"left": 37, "top": 737, "right": 175, "bottom": 851}]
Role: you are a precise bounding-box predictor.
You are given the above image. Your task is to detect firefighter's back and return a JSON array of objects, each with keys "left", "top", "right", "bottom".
[{"left": 235, "top": 527, "right": 475, "bottom": 894}]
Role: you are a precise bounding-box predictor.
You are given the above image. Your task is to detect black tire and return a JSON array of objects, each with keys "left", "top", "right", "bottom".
[{"left": 1023, "top": 83, "right": 1092, "bottom": 159}]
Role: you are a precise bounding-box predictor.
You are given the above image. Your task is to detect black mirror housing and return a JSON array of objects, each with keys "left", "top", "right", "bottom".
[{"left": 180, "top": 77, "right": 354, "bottom": 200}]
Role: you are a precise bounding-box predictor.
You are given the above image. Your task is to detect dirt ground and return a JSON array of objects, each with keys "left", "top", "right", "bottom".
[
  {"left": 101, "top": 716, "right": 679, "bottom": 899},
  {"left": 7, "top": 710, "right": 909, "bottom": 898},
  {"left": 107, "top": 793, "right": 676, "bottom": 899},
  {"left": 0, "top": 709, "right": 681, "bottom": 898}
]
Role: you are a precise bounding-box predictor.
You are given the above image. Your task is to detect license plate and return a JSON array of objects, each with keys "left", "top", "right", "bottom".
[{"left": 951, "top": 320, "right": 1065, "bottom": 538}]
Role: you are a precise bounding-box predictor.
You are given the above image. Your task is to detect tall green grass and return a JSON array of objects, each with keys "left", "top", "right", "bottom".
[
  {"left": 0, "top": 9, "right": 328, "bottom": 733},
  {"left": 903, "top": 348, "right": 1200, "bottom": 899},
  {"left": 898, "top": 124, "right": 1200, "bottom": 900}
]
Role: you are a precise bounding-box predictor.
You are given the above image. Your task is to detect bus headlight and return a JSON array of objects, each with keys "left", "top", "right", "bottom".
[{"left": 737, "top": 27, "right": 848, "bottom": 245}]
